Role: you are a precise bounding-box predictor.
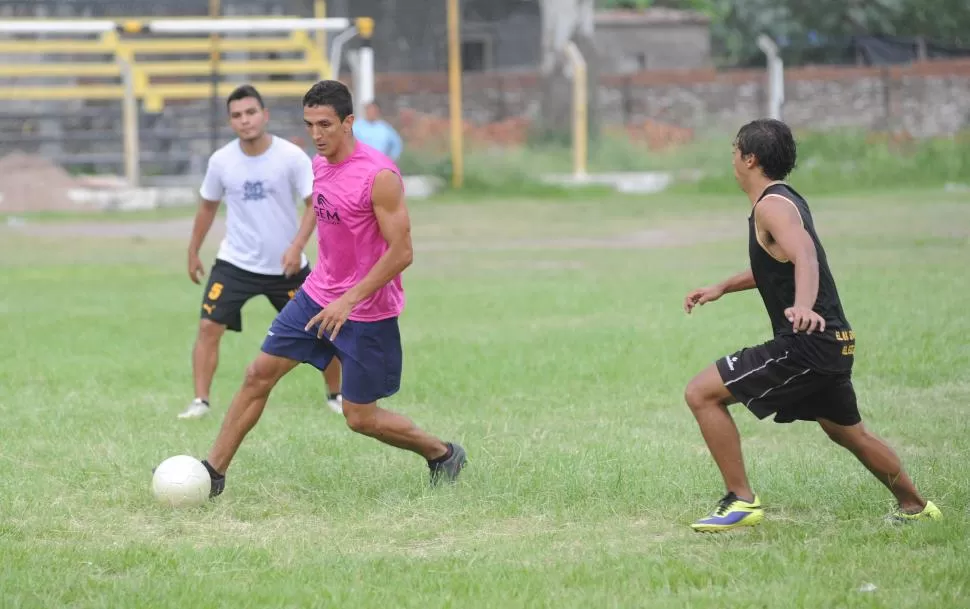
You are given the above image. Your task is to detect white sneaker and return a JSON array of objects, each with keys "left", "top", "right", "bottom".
[
  {"left": 326, "top": 394, "right": 343, "bottom": 415},
  {"left": 178, "top": 398, "right": 210, "bottom": 419}
]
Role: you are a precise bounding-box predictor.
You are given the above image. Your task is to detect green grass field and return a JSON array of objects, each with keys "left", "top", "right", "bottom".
[{"left": 1, "top": 188, "right": 968, "bottom": 608}]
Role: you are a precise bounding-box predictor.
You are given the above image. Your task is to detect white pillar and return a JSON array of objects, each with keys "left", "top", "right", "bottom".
[{"left": 356, "top": 43, "right": 374, "bottom": 114}]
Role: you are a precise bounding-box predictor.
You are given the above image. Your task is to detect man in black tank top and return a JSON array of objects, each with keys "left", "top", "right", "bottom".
[{"left": 680, "top": 119, "right": 940, "bottom": 532}]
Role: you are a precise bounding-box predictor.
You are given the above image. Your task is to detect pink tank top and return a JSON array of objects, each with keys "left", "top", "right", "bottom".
[{"left": 302, "top": 141, "right": 405, "bottom": 321}]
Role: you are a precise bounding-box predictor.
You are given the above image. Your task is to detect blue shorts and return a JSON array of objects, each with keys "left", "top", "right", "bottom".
[{"left": 261, "top": 289, "right": 402, "bottom": 405}]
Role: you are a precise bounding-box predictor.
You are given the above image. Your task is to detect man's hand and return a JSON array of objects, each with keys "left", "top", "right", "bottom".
[
  {"left": 305, "top": 293, "right": 356, "bottom": 341},
  {"left": 188, "top": 253, "right": 205, "bottom": 284},
  {"left": 784, "top": 306, "right": 825, "bottom": 334},
  {"left": 684, "top": 285, "right": 725, "bottom": 314},
  {"left": 281, "top": 245, "right": 303, "bottom": 277}
]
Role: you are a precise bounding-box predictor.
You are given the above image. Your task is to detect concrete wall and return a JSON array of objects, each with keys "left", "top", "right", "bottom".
[{"left": 595, "top": 23, "right": 712, "bottom": 71}]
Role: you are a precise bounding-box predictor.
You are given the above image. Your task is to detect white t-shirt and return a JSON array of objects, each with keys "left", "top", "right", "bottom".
[{"left": 199, "top": 135, "right": 314, "bottom": 276}]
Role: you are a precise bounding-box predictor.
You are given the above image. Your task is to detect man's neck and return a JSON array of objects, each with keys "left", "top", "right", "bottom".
[
  {"left": 325, "top": 137, "right": 357, "bottom": 164},
  {"left": 745, "top": 177, "right": 784, "bottom": 206},
  {"left": 239, "top": 133, "right": 273, "bottom": 157}
]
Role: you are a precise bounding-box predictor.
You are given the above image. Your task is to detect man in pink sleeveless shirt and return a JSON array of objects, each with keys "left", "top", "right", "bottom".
[{"left": 197, "top": 81, "right": 466, "bottom": 497}]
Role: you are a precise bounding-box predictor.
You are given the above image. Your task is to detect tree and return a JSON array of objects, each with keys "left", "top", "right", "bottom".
[
  {"left": 537, "top": 0, "right": 598, "bottom": 140},
  {"left": 598, "top": 0, "right": 970, "bottom": 66}
]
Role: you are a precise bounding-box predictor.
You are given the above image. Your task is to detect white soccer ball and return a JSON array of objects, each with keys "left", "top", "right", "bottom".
[{"left": 151, "top": 455, "right": 211, "bottom": 508}]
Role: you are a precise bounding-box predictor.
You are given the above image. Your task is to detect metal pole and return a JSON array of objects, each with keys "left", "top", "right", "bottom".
[
  {"left": 354, "top": 17, "right": 375, "bottom": 116},
  {"left": 446, "top": 0, "right": 463, "bottom": 189},
  {"left": 757, "top": 34, "right": 784, "bottom": 120},
  {"left": 0, "top": 18, "right": 353, "bottom": 34},
  {"left": 314, "top": 0, "right": 328, "bottom": 77},
  {"left": 329, "top": 26, "right": 358, "bottom": 81},
  {"left": 209, "top": 0, "right": 221, "bottom": 157},
  {"left": 565, "top": 42, "right": 587, "bottom": 179},
  {"left": 119, "top": 57, "right": 140, "bottom": 187},
  {"left": 357, "top": 45, "right": 374, "bottom": 110},
  {"left": 147, "top": 18, "right": 350, "bottom": 34}
]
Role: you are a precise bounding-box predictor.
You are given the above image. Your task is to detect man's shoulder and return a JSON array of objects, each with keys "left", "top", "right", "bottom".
[
  {"left": 356, "top": 142, "right": 401, "bottom": 173},
  {"left": 207, "top": 139, "right": 241, "bottom": 166},
  {"left": 271, "top": 135, "right": 310, "bottom": 158}
]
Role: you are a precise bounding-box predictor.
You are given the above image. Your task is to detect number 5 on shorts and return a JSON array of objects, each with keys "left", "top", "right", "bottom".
[{"left": 208, "top": 282, "right": 224, "bottom": 300}]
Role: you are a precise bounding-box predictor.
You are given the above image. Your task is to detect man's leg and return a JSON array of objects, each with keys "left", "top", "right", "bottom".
[
  {"left": 684, "top": 341, "right": 800, "bottom": 532},
  {"left": 342, "top": 399, "right": 465, "bottom": 485},
  {"left": 267, "top": 278, "right": 343, "bottom": 414},
  {"left": 685, "top": 364, "right": 754, "bottom": 501},
  {"left": 817, "top": 418, "right": 931, "bottom": 515},
  {"left": 342, "top": 399, "right": 447, "bottom": 458},
  {"left": 206, "top": 351, "right": 299, "bottom": 475},
  {"left": 191, "top": 319, "right": 226, "bottom": 405},
  {"left": 323, "top": 359, "right": 342, "bottom": 395},
  {"left": 323, "top": 359, "right": 343, "bottom": 414},
  {"left": 182, "top": 260, "right": 253, "bottom": 419},
  {"left": 336, "top": 317, "right": 465, "bottom": 484}
]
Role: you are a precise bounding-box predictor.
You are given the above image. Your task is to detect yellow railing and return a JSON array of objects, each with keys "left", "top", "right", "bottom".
[
  {"left": 0, "top": 18, "right": 334, "bottom": 111},
  {"left": 0, "top": 13, "right": 376, "bottom": 187}
]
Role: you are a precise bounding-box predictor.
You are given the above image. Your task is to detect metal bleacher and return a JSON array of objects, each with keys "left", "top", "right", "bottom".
[{"left": 0, "top": 7, "right": 343, "bottom": 179}]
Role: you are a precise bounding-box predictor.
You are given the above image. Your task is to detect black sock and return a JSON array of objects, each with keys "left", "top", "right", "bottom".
[
  {"left": 201, "top": 459, "right": 225, "bottom": 481},
  {"left": 197, "top": 398, "right": 210, "bottom": 406},
  {"left": 328, "top": 392, "right": 340, "bottom": 401},
  {"left": 428, "top": 443, "right": 453, "bottom": 466}
]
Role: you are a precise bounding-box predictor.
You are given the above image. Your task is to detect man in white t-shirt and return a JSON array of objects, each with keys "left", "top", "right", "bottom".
[{"left": 180, "top": 84, "right": 343, "bottom": 419}]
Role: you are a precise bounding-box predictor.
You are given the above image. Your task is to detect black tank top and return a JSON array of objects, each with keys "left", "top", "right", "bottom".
[{"left": 749, "top": 183, "right": 855, "bottom": 372}]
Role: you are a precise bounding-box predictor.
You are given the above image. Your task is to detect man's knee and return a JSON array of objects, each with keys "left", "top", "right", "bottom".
[
  {"left": 343, "top": 401, "right": 378, "bottom": 435},
  {"left": 819, "top": 418, "right": 867, "bottom": 448},
  {"left": 685, "top": 379, "right": 717, "bottom": 412},
  {"left": 241, "top": 358, "right": 282, "bottom": 396},
  {"left": 684, "top": 365, "right": 733, "bottom": 414},
  {"left": 198, "top": 319, "right": 226, "bottom": 344}
]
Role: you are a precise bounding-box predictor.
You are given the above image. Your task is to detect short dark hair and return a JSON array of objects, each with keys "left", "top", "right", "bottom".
[
  {"left": 226, "top": 84, "right": 264, "bottom": 111},
  {"left": 303, "top": 80, "right": 354, "bottom": 121},
  {"left": 734, "top": 119, "right": 797, "bottom": 181}
]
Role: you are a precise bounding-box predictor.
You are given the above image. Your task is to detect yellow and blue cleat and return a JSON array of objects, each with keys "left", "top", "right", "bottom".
[
  {"left": 691, "top": 492, "right": 764, "bottom": 533},
  {"left": 889, "top": 500, "right": 942, "bottom": 523}
]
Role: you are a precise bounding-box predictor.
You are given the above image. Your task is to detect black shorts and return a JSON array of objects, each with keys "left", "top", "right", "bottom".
[
  {"left": 200, "top": 259, "right": 310, "bottom": 332},
  {"left": 715, "top": 335, "right": 861, "bottom": 426}
]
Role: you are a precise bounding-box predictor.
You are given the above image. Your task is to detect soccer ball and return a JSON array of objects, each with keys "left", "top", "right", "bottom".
[{"left": 151, "top": 455, "right": 211, "bottom": 508}]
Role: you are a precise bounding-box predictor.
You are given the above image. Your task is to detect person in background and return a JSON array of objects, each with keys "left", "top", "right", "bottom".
[
  {"left": 182, "top": 84, "right": 344, "bottom": 420},
  {"left": 352, "top": 100, "right": 403, "bottom": 161}
]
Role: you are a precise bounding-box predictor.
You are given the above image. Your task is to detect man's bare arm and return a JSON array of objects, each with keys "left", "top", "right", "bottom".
[
  {"left": 188, "top": 199, "right": 220, "bottom": 256},
  {"left": 715, "top": 268, "right": 756, "bottom": 294},
  {"left": 345, "top": 170, "right": 413, "bottom": 306},
  {"left": 187, "top": 199, "right": 220, "bottom": 283},
  {"left": 757, "top": 196, "right": 819, "bottom": 310},
  {"left": 290, "top": 196, "right": 316, "bottom": 251}
]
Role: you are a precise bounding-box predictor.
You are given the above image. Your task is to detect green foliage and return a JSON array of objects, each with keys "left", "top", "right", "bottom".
[
  {"left": 399, "top": 129, "right": 970, "bottom": 198},
  {"left": 598, "top": 0, "right": 970, "bottom": 66},
  {"left": 681, "top": 129, "right": 970, "bottom": 195},
  {"left": 597, "top": 0, "right": 654, "bottom": 8}
]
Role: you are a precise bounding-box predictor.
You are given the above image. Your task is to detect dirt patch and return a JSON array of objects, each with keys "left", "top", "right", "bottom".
[
  {"left": 0, "top": 152, "right": 98, "bottom": 214},
  {"left": 4, "top": 217, "right": 215, "bottom": 240},
  {"left": 415, "top": 225, "right": 737, "bottom": 252},
  {"left": 4, "top": 216, "right": 736, "bottom": 251}
]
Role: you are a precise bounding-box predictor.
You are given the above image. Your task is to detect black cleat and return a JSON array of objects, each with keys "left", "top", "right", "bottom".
[
  {"left": 201, "top": 460, "right": 226, "bottom": 498},
  {"left": 428, "top": 443, "right": 467, "bottom": 487}
]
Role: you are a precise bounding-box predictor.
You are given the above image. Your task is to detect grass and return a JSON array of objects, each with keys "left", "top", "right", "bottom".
[{"left": 1, "top": 187, "right": 969, "bottom": 608}]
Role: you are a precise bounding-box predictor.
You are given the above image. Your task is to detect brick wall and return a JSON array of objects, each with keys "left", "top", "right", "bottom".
[
  {"left": 3, "top": 59, "right": 969, "bottom": 178},
  {"left": 370, "top": 59, "right": 970, "bottom": 137}
]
